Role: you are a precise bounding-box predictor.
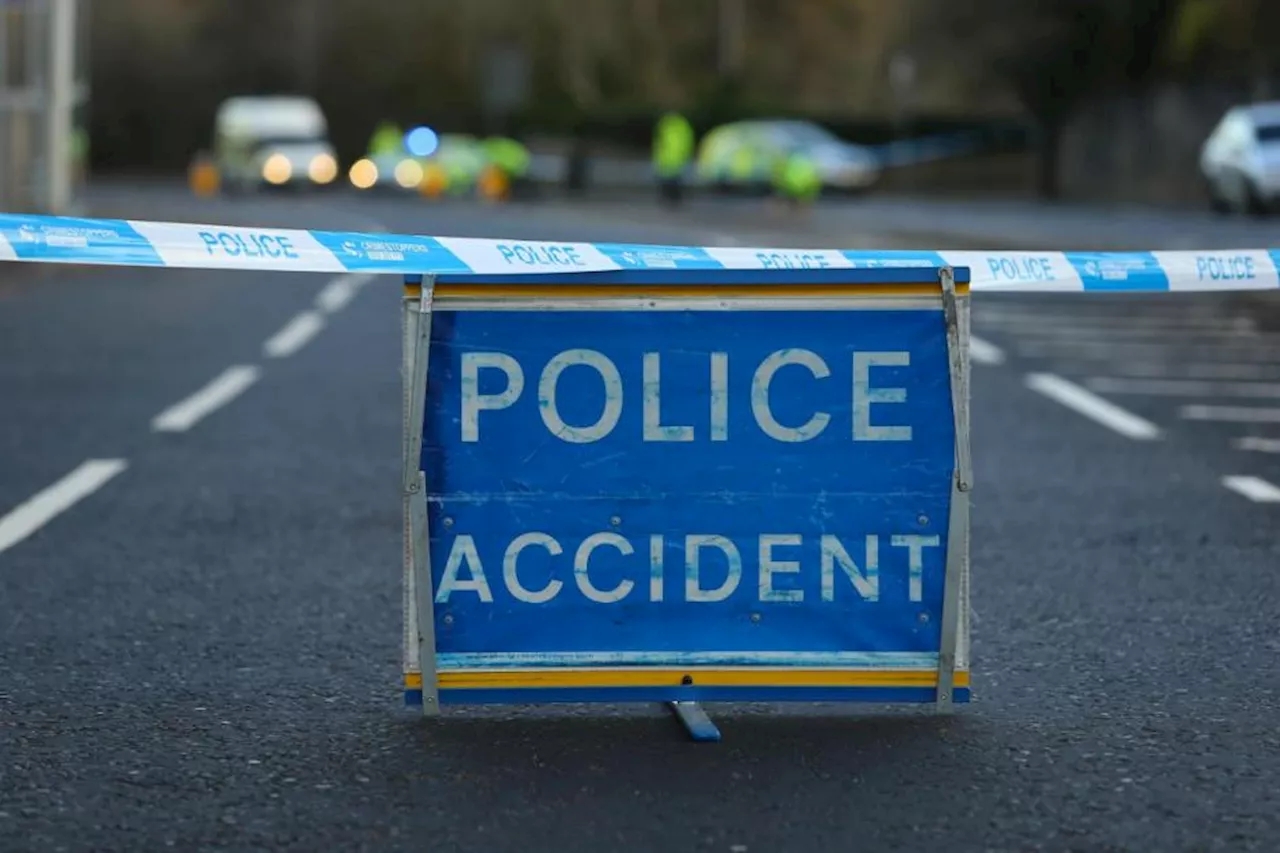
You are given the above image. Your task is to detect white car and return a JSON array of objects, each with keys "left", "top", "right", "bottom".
[
  {"left": 1200, "top": 101, "right": 1280, "bottom": 215},
  {"left": 211, "top": 96, "right": 339, "bottom": 192}
]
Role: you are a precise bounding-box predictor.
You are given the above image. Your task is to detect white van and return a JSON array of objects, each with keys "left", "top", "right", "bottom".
[{"left": 212, "top": 95, "right": 339, "bottom": 192}]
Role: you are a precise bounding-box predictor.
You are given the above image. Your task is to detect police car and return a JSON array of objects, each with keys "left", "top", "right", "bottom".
[
  {"left": 1201, "top": 102, "right": 1280, "bottom": 215},
  {"left": 211, "top": 96, "right": 339, "bottom": 193},
  {"left": 351, "top": 132, "right": 490, "bottom": 196},
  {"left": 696, "top": 119, "right": 881, "bottom": 194}
]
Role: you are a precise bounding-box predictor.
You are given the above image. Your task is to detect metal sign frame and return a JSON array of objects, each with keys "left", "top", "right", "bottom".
[{"left": 399, "top": 265, "right": 972, "bottom": 739}]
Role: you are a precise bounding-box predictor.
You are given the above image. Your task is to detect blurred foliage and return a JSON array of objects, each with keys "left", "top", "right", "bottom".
[
  {"left": 917, "top": 0, "right": 1279, "bottom": 197},
  {"left": 86, "top": 0, "right": 1280, "bottom": 180},
  {"left": 922, "top": 0, "right": 1186, "bottom": 198}
]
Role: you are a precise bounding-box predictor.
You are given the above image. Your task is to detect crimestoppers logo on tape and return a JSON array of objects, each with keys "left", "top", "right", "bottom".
[
  {"left": 598, "top": 244, "right": 723, "bottom": 270},
  {"left": 842, "top": 250, "right": 947, "bottom": 269},
  {"left": 1063, "top": 252, "right": 1171, "bottom": 291},
  {"left": 312, "top": 231, "right": 470, "bottom": 273},
  {"left": 1, "top": 217, "right": 164, "bottom": 265}
]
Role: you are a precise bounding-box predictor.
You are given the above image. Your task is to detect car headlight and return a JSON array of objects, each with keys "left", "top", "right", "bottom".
[
  {"left": 309, "top": 153, "right": 338, "bottom": 184},
  {"left": 349, "top": 158, "right": 378, "bottom": 190},
  {"left": 262, "top": 154, "right": 292, "bottom": 185},
  {"left": 394, "top": 158, "right": 424, "bottom": 189}
]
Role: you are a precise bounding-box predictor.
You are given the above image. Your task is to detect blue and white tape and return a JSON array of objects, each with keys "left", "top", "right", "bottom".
[{"left": 0, "top": 213, "right": 1277, "bottom": 292}]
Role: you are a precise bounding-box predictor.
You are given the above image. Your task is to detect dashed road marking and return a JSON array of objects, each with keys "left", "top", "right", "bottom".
[
  {"left": 1222, "top": 475, "right": 1280, "bottom": 503},
  {"left": 316, "top": 273, "right": 372, "bottom": 314},
  {"left": 1086, "top": 377, "right": 1280, "bottom": 399},
  {"left": 968, "top": 335, "right": 1005, "bottom": 365},
  {"left": 1180, "top": 404, "right": 1280, "bottom": 425},
  {"left": 977, "top": 309, "right": 1250, "bottom": 334},
  {"left": 1110, "top": 362, "right": 1280, "bottom": 381},
  {"left": 0, "top": 459, "right": 128, "bottom": 555},
  {"left": 1016, "top": 339, "right": 1280, "bottom": 362},
  {"left": 1025, "top": 373, "right": 1161, "bottom": 440},
  {"left": 151, "top": 366, "right": 261, "bottom": 433},
  {"left": 264, "top": 310, "right": 325, "bottom": 358},
  {"left": 1234, "top": 436, "right": 1280, "bottom": 454},
  {"left": 977, "top": 322, "right": 1265, "bottom": 341}
]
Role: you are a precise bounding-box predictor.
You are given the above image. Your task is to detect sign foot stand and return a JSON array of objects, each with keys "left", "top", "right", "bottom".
[{"left": 668, "top": 701, "right": 721, "bottom": 742}]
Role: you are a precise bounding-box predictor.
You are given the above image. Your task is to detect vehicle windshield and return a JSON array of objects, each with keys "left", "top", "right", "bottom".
[
  {"left": 1256, "top": 124, "right": 1280, "bottom": 143},
  {"left": 770, "top": 121, "right": 842, "bottom": 147},
  {"left": 253, "top": 134, "right": 327, "bottom": 148}
]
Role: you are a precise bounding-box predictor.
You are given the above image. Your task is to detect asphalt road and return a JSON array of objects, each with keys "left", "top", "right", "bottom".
[{"left": 2, "top": 184, "right": 1280, "bottom": 852}]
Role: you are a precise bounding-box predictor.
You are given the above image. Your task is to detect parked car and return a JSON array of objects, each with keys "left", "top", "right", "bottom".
[
  {"left": 1200, "top": 101, "right": 1280, "bottom": 215},
  {"left": 210, "top": 95, "right": 338, "bottom": 193},
  {"left": 695, "top": 119, "right": 881, "bottom": 194}
]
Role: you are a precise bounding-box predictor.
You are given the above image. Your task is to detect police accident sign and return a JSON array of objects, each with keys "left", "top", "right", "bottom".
[{"left": 404, "top": 268, "right": 972, "bottom": 707}]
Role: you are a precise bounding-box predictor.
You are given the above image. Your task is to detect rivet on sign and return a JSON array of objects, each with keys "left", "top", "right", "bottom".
[
  {"left": 750, "top": 612, "right": 762, "bottom": 623},
  {"left": 610, "top": 515, "right": 621, "bottom": 527},
  {"left": 918, "top": 612, "right": 930, "bottom": 623},
  {"left": 443, "top": 517, "right": 453, "bottom": 528},
  {"left": 443, "top": 614, "right": 454, "bottom": 625},
  {"left": 918, "top": 514, "right": 929, "bottom": 526}
]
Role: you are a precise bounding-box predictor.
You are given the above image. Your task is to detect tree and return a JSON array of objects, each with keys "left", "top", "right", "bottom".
[
  {"left": 1171, "top": 0, "right": 1280, "bottom": 96},
  {"left": 931, "top": 0, "right": 1182, "bottom": 199}
]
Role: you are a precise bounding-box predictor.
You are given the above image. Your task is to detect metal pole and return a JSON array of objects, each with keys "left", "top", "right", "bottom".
[
  {"left": 46, "top": 0, "right": 75, "bottom": 213},
  {"left": 0, "top": 5, "right": 9, "bottom": 211},
  {"left": 295, "top": 0, "right": 319, "bottom": 96},
  {"left": 717, "top": 0, "right": 744, "bottom": 80}
]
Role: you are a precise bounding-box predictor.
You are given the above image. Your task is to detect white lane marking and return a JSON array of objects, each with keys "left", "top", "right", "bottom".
[
  {"left": 968, "top": 335, "right": 1005, "bottom": 365},
  {"left": 151, "top": 366, "right": 261, "bottom": 433},
  {"left": 1222, "top": 475, "right": 1280, "bottom": 503},
  {"left": 315, "top": 272, "right": 372, "bottom": 314},
  {"left": 264, "top": 310, "right": 325, "bottom": 358},
  {"left": 1025, "top": 373, "right": 1161, "bottom": 440},
  {"left": 1234, "top": 436, "right": 1280, "bottom": 454},
  {"left": 0, "top": 459, "right": 128, "bottom": 555},
  {"left": 985, "top": 324, "right": 1273, "bottom": 342},
  {"left": 1086, "top": 377, "right": 1280, "bottom": 399},
  {"left": 1180, "top": 404, "right": 1280, "bottom": 424},
  {"left": 1017, "top": 339, "right": 1280, "bottom": 362},
  {"left": 977, "top": 309, "right": 1250, "bottom": 333},
  {"left": 1116, "top": 362, "right": 1280, "bottom": 381}
]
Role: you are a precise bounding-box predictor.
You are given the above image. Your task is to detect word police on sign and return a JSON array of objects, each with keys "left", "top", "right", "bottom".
[
  {"left": 399, "top": 266, "right": 972, "bottom": 737},
  {"left": 458, "top": 348, "right": 914, "bottom": 444}
]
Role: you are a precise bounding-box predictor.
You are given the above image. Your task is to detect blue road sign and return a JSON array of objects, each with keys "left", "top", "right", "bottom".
[{"left": 408, "top": 267, "right": 970, "bottom": 708}]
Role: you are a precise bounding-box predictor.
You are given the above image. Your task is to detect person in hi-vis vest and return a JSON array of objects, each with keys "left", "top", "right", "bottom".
[
  {"left": 653, "top": 112, "right": 695, "bottom": 205},
  {"left": 774, "top": 148, "right": 822, "bottom": 209},
  {"left": 368, "top": 121, "right": 404, "bottom": 158}
]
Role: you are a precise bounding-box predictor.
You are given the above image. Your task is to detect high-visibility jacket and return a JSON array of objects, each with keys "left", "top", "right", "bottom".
[
  {"left": 368, "top": 122, "right": 404, "bottom": 157},
  {"left": 653, "top": 112, "right": 695, "bottom": 179},
  {"left": 775, "top": 152, "right": 822, "bottom": 202},
  {"left": 482, "top": 137, "right": 531, "bottom": 178}
]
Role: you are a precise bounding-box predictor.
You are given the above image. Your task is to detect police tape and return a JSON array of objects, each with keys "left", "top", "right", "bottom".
[{"left": 1, "top": 212, "right": 1277, "bottom": 293}]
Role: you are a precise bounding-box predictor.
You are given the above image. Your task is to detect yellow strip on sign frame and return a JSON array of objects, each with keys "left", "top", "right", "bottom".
[{"left": 416, "top": 668, "right": 971, "bottom": 690}]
